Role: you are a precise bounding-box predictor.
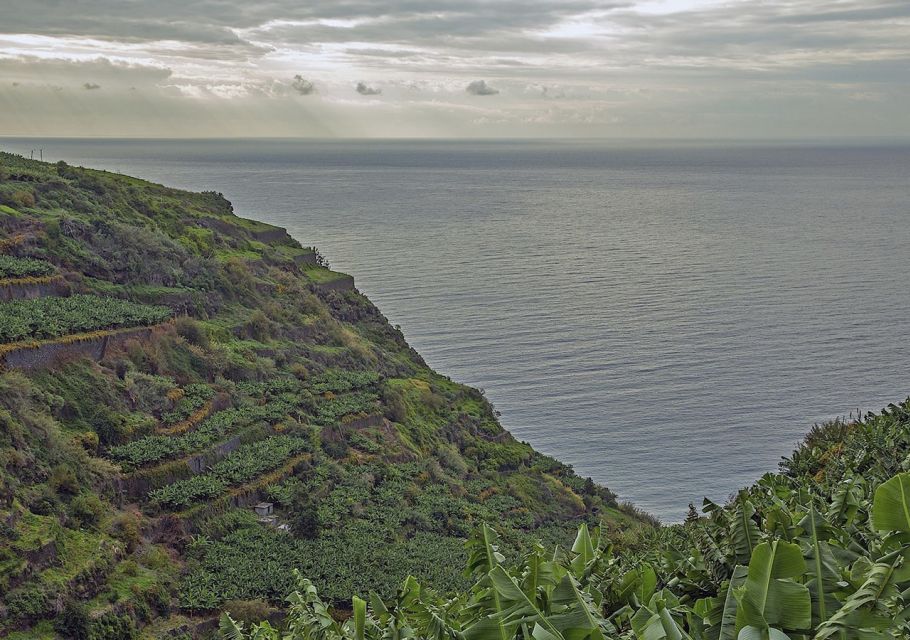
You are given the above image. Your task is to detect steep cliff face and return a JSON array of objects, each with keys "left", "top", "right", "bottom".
[{"left": 0, "top": 153, "right": 645, "bottom": 637}]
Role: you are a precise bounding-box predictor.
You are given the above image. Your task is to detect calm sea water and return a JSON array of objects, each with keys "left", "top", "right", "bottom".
[{"left": 4, "top": 138, "right": 909, "bottom": 521}]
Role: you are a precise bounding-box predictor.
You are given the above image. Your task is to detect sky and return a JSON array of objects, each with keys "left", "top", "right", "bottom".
[{"left": 0, "top": 0, "right": 908, "bottom": 138}]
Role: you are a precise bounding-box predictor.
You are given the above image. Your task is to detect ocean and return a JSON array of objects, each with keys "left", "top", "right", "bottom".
[{"left": 4, "top": 138, "right": 909, "bottom": 521}]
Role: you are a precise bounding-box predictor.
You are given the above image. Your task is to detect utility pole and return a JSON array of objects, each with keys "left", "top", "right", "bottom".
[{"left": 39, "top": 149, "right": 43, "bottom": 162}]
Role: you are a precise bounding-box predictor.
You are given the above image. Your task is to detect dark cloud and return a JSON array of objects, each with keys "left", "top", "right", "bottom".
[
  {"left": 355, "top": 81, "right": 381, "bottom": 95},
  {"left": 466, "top": 80, "right": 499, "bottom": 96},
  {"left": 83, "top": 82, "right": 101, "bottom": 90},
  {"left": 291, "top": 75, "right": 316, "bottom": 95}
]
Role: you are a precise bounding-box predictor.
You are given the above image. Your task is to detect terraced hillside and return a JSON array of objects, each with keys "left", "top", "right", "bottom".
[{"left": 0, "top": 152, "right": 644, "bottom": 639}]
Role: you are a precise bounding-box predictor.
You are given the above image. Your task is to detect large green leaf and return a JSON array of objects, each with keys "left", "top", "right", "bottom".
[
  {"left": 799, "top": 504, "right": 841, "bottom": 626},
  {"left": 732, "top": 498, "right": 762, "bottom": 565},
  {"left": 717, "top": 566, "right": 749, "bottom": 640},
  {"left": 571, "top": 524, "right": 596, "bottom": 578},
  {"left": 828, "top": 474, "right": 864, "bottom": 526},
  {"left": 488, "top": 565, "right": 565, "bottom": 640},
  {"left": 734, "top": 541, "right": 811, "bottom": 635},
  {"left": 354, "top": 596, "right": 367, "bottom": 640},
  {"left": 737, "top": 626, "right": 790, "bottom": 640},
  {"left": 631, "top": 592, "right": 691, "bottom": 640},
  {"left": 814, "top": 554, "right": 903, "bottom": 640},
  {"left": 463, "top": 525, "right": 512, "bottom": 640},
  {"left": 872, "top": 473, "right": 910, "bottom": 532},
  {"left": 549, "top": 574, "right": 609, "bottom": 640}
]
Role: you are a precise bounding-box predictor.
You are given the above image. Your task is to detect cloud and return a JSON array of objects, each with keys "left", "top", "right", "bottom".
[
  {"left": 466, "top": 80, "right": 499, "bottom": 96},
  {"left": 291, "top": 74, "right": 316, "bottom": 95},
  {"left": 355, "top": 81, "right": 381, "bottom": 96},
  {"left": 83, "top": 82, "right": 101, "bottom": 90},
  {"left": 0, "top": 0, "right": 908, "bottom": 137}
]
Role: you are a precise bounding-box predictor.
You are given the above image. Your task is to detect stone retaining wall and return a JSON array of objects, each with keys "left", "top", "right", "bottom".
[
  {"left": 0, "top": 276, "right": 68, "bottom": 301},
  {"left": 315, "top": 275, "right": 355, "bottom": 293},
  {"left": 0, "top": 326, "right": 155, "bottom": 370},
  {"left": 118, "top": 436, "right": 243, "bottom": 501},
  {"left": 253, "top": 227, "right": 292, "bottom": 244},
  {"left": 294, "top": 251, "right": 318, "bottom": 266},
  {"left": 343, "top": 413, "right": 385, "bottom": 430},
  {"left": 185, "top": 437, "right": 241, "bottom": 474}
]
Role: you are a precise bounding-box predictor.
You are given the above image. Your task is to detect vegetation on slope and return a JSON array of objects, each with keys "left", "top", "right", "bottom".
[
  {"left": 224, "top": 400, "right": 910, "bottom": 639},
  {"left": 0, "top": 151, "right": 636, "bottom": 639},
  {"left": 0, "top": 294, "right": 169, "bottom": 342}
]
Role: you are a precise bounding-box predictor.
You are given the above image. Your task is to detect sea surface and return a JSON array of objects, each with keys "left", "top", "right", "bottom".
[{"left": 4, "top": 138, "right": 909, "bottom": 521}]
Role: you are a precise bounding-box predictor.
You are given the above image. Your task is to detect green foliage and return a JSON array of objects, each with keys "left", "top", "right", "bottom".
[
  {"left": 69, "top": 493, "right": 106, "bottom": 528},
  {"left": 0, "top": 153, "right": 636, "bottom": 637},
  {"left": 221, "top": 401, "right": 910, "bottom": 640},
  {"left": 0, "top": 255, "right": 55, "bottom": 279},
  {"left": 0, "top": 294, "right": 169, "bottom": 342},
  {"left": 314, "top": 391, "right": 379, "bottom": 425},
  {"left": 161, "top": 383, "right": 214, "bottom": 424},
  {"left": 310, "top": 369, "right": 380, "bottom": 395},
  {"left": 108, "top": 396, "right": 298, "bottom": 468},
  {"left": 149, "top": 436, "right": 310, "bottom": 509}
]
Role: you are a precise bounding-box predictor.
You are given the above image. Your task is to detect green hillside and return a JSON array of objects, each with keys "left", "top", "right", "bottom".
[
  {"left": 4, "top": 152, "right": 909, "bottom": 640},
  {"left": 224, "top": 401, "right": 910, "bottom": 640},
  {"left": 0, "top": 152, "right": 644, "bottom": 639}
]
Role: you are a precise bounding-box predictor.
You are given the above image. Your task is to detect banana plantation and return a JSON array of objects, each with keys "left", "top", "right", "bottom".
[{"left": 221, "top": 401, "right": 910, "bottom": 640}]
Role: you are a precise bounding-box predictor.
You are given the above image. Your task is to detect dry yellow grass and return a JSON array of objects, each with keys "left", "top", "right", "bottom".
[{"left": 157, "top": 400, "right": 213, "bottom": 435}]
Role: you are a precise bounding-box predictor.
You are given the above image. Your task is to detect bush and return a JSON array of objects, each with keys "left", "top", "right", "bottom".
[
  {"left": 27, "top": 484, "right": 60, "bottom": 515},
  {"left": 244, "top": 310, "right": 273, "bottom": 341},
  {"left": 70, "top": 493, "right": 106, "bottom": 528},
  {"left": 382, "top": 386, "right": 408, "bottom": 423},
  {"left": 109, "top": 512, "right": 141, "bottom": 552},
  {"left": 87, "top": 612, "right": 137, "bottom": 640},
  {"left": 50, "top": 465, "right": 80, "bottom": 495},
  {"left": 198, "top": 509, "right": 258, "bottom": 540},
  {"left": 11, "top": 190, "right": 36, "bottom": 208},
  {"left": 76, "top": 430, "right": 100, "bottom": 454},
  {"left": 223, "top": 599, "right": 272, "bottom": 626},
  {"left": 175, "top": 316, "right": 210, "bottom": 348},
  {"left": 6, "top": 583, "right": 50, "bottom": 620},
  {"left": 55, "top": 599, "right": 90, "bottom": 640},
  {"left": 289, "top": 486, "right": 321, "bottom": 539}
]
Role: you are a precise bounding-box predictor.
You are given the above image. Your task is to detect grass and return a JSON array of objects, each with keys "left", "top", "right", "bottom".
[{"left": 303, "top": 266, "right": 351, "bottom": 284}]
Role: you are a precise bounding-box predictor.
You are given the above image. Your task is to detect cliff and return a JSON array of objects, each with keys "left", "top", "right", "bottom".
[{"left": 0, "top": 152, "right": 645, "bottom": 638}]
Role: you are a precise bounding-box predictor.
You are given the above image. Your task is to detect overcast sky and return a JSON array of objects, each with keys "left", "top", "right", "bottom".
[{"left": 0, "top": 0, "right": 907, "bottom": 138}]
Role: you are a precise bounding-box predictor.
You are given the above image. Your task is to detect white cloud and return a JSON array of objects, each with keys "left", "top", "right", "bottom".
[{"left": 0, "top": 0, "right": 907, "bottom": 137}]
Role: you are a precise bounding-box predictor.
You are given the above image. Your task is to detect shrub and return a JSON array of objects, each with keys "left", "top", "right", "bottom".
[
  {"left": 139, "top": 545, "right": 173, "bottom": 571},
  {"left": 198, "top": 509, "right": 258, "bottom": 540},
  {"left": 223, "top": 599, "right": 272, "bottom": 626},
  {"left": 6, "top": 583, "right": 50, "bottom": 620},
  {"left": 70, "top": 493, "right": 105, "bottom": 528},
  {"left": 87, "top": 612, "right": 137, "bottom": 640},
  {"left": 50, "top": 464, "right": 80, "bottom": 495},
  {"left": 175, "top": 316, "right": 210, "bottom": 348},
  {"left": 382, "top": 386, "right": 408, "bottom": 423},
  {"left": 109, "top": 512, "right": 141, "bottom": 552},
  {"left": 11, "top": 190, "right": 35, "bottom": 208},
  {"left": 244, "top": 310, "right": 273, "bottom": 341},
  {"left": 27, "top": 484, "right": 60, "bottom": 515},
  {"left": 289, "top": 488, "right": 321, "bottom": 539},
  {"left": 55, "top": 599, "right": 90, "bottom": 640}
]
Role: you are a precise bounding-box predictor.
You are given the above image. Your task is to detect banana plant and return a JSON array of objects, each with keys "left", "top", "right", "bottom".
[{"left": 733, "top": 540, "right": 811, "bottom": 639}]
